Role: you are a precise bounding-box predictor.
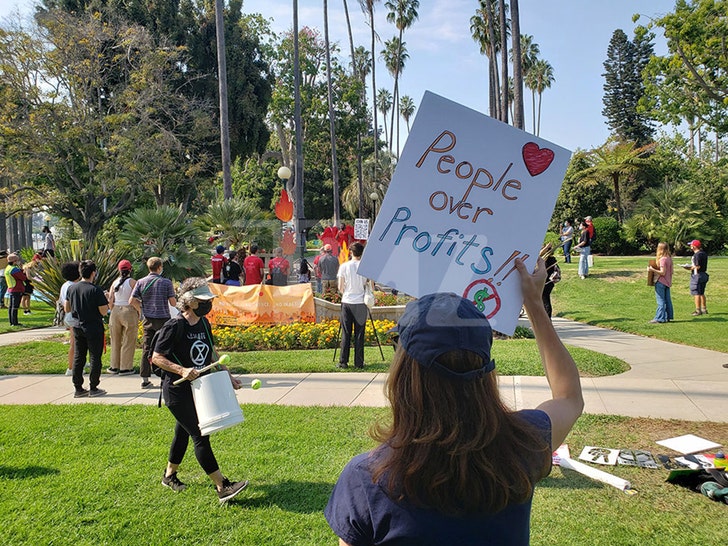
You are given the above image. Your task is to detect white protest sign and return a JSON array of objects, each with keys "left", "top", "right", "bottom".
[
  {"left": 358, "top": 91, "right": 571, "bottom": 335},
  {"left": 354, "top": 218, "right": 370, "bottom": 240}
]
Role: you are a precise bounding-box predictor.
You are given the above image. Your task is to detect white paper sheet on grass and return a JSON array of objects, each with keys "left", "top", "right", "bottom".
[
  {"left": 656, "top": 434, "right": 722, "bottom": 454},
  {"left": 358, "top": 91, "right": 571, "bottom": 335}
]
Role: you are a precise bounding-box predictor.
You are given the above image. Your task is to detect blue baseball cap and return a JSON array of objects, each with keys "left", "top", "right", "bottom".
[
  {"left": 395, "top": 293, "right": 495, "bottom": 381},
  {"left": 216, "top": 245, "right": 225, "bottom": 253}
]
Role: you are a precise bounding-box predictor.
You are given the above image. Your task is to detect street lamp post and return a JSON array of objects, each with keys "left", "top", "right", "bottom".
[{"left": 369, "top": 192, "right": 379, "bottom": 224}]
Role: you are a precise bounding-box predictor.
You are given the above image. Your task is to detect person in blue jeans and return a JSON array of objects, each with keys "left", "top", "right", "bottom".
[
  {"left": 647, "top": 242, "right": 674, "bottom": 323},
  {"left": 574, "top": 221, "right": 591, "bottom": 279}
]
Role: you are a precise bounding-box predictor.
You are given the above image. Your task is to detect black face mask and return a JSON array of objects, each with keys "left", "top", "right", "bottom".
[{"left": 193, "top": 300, "right": 213, "bottom": 317}]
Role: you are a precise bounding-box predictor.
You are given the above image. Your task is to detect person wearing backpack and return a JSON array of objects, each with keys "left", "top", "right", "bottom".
[
  {"left": 574, "top": 221, "right": 591, "bottom": 279},
  {"left": 223, "top": 250, "right": 243, "bottom": 286},
  {"left": 151, "top": 277, "right": 248, "bottom": 503},
  {"left": 130, "top": 257, "right": 177, "bottom": 389},
  {"left": 267, "top": 246, "right": 290, "bottom": 286}
]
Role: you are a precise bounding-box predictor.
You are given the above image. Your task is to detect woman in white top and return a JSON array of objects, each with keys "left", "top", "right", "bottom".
[{"left": 108, "top": 259, "right": 138, "bottom": 374}]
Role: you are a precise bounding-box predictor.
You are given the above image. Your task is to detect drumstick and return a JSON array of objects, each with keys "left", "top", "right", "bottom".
[{"left": 172, "top": 354, "right": 230, "bottom": 385}]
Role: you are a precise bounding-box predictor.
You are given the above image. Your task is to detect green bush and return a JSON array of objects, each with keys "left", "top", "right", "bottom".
[{"left": 591, "top": 216, "right": 631, "bottom": 255}]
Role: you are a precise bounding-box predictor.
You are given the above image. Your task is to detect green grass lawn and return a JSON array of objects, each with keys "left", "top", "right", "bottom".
[
  {"left": 0, "top": 301, "right": 57, "bottom": 334},
  {"left": 0, "top": 339, "right": 628, "bottom": 377},
  {"left": 553, "top": 255, "right": 727, "bottom": 353},
  {"left": 1, "top": 405, "right": 726, "bottom": 546}
]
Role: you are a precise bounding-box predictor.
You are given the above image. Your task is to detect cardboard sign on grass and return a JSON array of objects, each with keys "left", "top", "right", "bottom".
[{"left": 358, "top": 92, "right": 571, "bottom": 335}]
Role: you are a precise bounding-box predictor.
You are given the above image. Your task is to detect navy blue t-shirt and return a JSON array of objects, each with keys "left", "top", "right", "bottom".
[{"left": 325, "top": 409, "right": 551, "bottom": 546}]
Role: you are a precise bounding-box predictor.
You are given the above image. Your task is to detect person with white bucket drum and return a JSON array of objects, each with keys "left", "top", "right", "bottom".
[{"left": 151, "top": 277, "right": 248, "bottom": 503}]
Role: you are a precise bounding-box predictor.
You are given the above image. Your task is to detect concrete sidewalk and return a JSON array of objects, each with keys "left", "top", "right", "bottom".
[{"left": 0, "top": 320, "right": 726, "bottom": 422}]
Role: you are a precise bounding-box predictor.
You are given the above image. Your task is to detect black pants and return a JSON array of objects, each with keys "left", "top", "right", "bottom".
[
  {"left": 542, "top": 282, "right": 554, "bottom": 318},
  {"left": 8, "top": 292, "right": 22, "bottom": 325},
  {"left": 72, "top": 325, "right": 104, "bottom": 390},
  {"left": 167, "top": 400, "right": 219, "bottom": 475},
  {"left": 141, "top": 317, "right": 169, "bottom": 379},
  {"left": 340, "top": 303, "right": 367, "bottom": 368}
]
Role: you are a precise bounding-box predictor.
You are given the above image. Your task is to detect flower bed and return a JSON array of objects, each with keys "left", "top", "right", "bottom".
[{"left": 211, "top": 319, "right": 396, "bottom": 351}]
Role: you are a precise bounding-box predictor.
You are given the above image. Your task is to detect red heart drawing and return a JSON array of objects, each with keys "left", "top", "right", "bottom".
[{"left": 522, "top": 142, "right": 555, "bottom": 177}]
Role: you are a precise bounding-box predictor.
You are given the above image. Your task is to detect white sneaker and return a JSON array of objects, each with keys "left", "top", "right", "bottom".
[{"left": 65, "top": 368, "right": 73, "bottom": 376}]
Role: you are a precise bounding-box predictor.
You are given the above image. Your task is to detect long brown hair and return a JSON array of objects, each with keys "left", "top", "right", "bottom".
[{"left": 370, "top": 347, "right": 551, "bottom": 516}]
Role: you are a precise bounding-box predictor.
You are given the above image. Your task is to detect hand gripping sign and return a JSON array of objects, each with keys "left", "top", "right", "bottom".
[{"left": 358, "top": 92, "right": 571, "bottom": 335}]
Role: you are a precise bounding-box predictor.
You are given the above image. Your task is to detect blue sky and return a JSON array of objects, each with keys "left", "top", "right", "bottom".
[{"left": 0, "top": 0, "right": 679, "bottom": 152}]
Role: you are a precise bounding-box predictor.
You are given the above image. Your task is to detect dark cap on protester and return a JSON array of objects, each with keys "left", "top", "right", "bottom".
[
  {"left": 118, "top": 259, "right": 132, "bottom": 271},
  {"left": 216, "top": 244, "right": 225, "bottom": 254},
  {"left": 395, "top": 293, "right": 495, "bottom": 381},
  {"left": 688, "top": 239, "right": 701, "bottom": 248}
]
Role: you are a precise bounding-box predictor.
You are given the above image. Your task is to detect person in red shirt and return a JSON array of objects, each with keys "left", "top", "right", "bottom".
[
  {"left": 267, "top": 247, "right": 290, "bottom": 286},
  {"left": 210, "top": 245, "right": 228, "bottom": 284},
  {"left": 4, "top": 254, "right": 27, "bottom": 326},
  {"left": 243, "top": 245, "right": 265, "bottom": 285}
]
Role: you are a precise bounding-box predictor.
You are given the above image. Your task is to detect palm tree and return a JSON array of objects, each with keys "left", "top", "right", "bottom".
[
  {"left": 511, "top": 34, "right": 539, "bottom": 131},
  {"left": 574, "top": 139, "right": 655, "bottom": 224},
  {"left": 385, "top": 0, "right": 419, "bottom": 155},
  {"left": 323, "top": 0, "right": 341, "bottom": 226},
  {"left": 359, "top": 0, "right": 382, "bottom": 166},
  {"left": 498, "top": 0, "right": 508, "bottom": 123},
  {"left": 399, "top": 94, "right": 415, "bottom": 131},
  {"left": 376, "top": 88, "right": 393, "bottom": 151},
  {"left": 343, "top": 0, "right": 365, "bottom": 217},
  {"left": 510, "top": 0, "right": 524, "bottom": 129},
  {"left": 380, "top": 37, "right": 408, "bottom": 153},
  {"left": 470, "top": 0, "right": 505, "bottom": 120},
  {"left": 528, "top": 58, "right": 554, "bottom": 136}
]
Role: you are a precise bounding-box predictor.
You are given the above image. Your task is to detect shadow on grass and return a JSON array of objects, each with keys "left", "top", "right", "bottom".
[
  {"left": 539, "top": 472, "right": 606, "bottom": 490},
  {"left": 590, "top": 270, "right": 640, "bottom": 279},
  {"left": 243, "top": 480, "right": 333, "bottom": 513},
  {"left": 0, "top": 465, "right": 61, "bottom": 479}
]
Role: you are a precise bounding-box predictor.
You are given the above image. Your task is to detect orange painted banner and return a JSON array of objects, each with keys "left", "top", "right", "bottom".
[{"left": 207, "top": 283, "right": 315, "bottom": 325}]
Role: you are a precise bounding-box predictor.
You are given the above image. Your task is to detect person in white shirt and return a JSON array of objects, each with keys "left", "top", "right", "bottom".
[
  {"left": 337, "top": 242, "right": 370, "bottom": 369},
  {"left": 59, "top": 261, "right": 81, "bottom": 376},
  {"left": 108, "top": 259, "right": 139, "bottom": 374}
]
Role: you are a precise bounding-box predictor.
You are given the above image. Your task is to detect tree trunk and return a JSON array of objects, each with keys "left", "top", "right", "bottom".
[
  {"left": 214, "top": 0, "right": 233, "bottom": 200},
  {"left": 323, "top": 0, "right": 341, "bottom": 226},
  {"left": 511, "top": 0, "right": 524, "bottom": 129},
  {"left": 612, "top": 172, "right": 623, "bottom": 224},
  {"left": 498, "top": 0, "right": 508, "bottom": 123},
  {"left": 0, "top": 212, "right": 7, "bottom": 252},
  {"left": 342, "top": 0, "right": 365, "bottom": 218},
  {"left": 483, "top": 0, "right": 500, "bottom": 120}
]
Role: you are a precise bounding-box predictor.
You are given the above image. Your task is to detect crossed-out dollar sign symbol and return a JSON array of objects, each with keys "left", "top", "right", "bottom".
[{"left": 474, "top": 286, "right": 491, "bottom": 312}]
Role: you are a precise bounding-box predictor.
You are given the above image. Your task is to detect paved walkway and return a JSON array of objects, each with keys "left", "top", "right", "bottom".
[{"left": 1, "top": 320, "right": 727, "bottom": 422}]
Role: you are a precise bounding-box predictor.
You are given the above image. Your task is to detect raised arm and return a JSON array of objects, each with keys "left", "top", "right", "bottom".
[{"left": 516, "top": 257, "right": 584, "bottom": 448}]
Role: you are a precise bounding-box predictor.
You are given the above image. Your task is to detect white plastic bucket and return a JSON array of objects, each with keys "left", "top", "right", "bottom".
[
  {"left": 587, "top": 254, "right": 594, "bottom": 267},
  {"left": 191, "top": 371, "right": 244, "bottom": 436}
]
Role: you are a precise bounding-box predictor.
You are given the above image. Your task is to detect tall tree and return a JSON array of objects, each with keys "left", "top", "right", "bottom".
[
  {"left": 399, "top": 94, "right": 415, "bottom": 131},
  {"left": 527, "top": 58, "right": 554, "bottom": 136},
  {"left": 380, "top": 37, "right": 408, "bottom": 153},
  {"left": 602, "top": 28, "right": 654, "bottom": 145},
  {"left": 385, "top": 0, "right": 418, "bottom": 155},
  {"left": 511, "top": 34, "right": 539, "bottom": 132},
  {"left": 323, "top": 0, "right": 341, "bottom": 226},
  {"left": 376, "top": 88, "right": 393, "bottom": 151},
  {"left": 574, "top": 139, "right": 655, "bottom": 224},
  {"left": 509, "top": 0, "right": 524, "bottom": 129},
  {"left": 470, "top": 0, "right": 505, "bottom": 120},
  {"left": 498, "top": 0, "right": 508, "bottom": 123},
  {"left": 359, "top": 0, "right": 381, "bottom": 169},
  {"left": 0, "top": 11, "right": 215, "bottom": 242}
]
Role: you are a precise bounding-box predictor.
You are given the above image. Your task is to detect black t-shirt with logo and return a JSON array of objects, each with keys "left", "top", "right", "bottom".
[{"left": 155, "top": 316, "right": 215, "bottom": 406}]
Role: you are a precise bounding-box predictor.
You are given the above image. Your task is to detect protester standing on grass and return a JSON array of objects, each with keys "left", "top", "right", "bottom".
[
  {"left": 337, "top": 242, "right": 370, "bottom": 369},
  {"left": 325, "top": 258, "right": 584, "bottom": 545},
  {"left": 647, "top": 243, "right": 674, "bottom": 324},
  {"left": 131, "top": 257, "right": 177, "bottom": 389},
  {"left": 107, "top": 259, "right": 138, "bottom": 374},
  {"left": 65, "top": 260, "right": 109, "bottom": 398},
  {"left": 574, "top": 221, "right": 591, "bottom": 279},
  {"left": 267, "top": 247, "right": 290, "bottom": 286},
  {"left": 210, "top": 244, "right": 228, "bottom": 284},
  {"left": 59, "top": 261, "right": 81, "bottom": 376},
  {"left": 4, "top": 254, "right": 26, "bottom": 327},
  {"left": 152, "top": 277, "right": 248, "bottom": 503},
  {"left": 685, "top": 239, "right": 709, "bottom": 316},
  {"left": 542, "top": 250, "right": 560, "bottom": 319},
  {"left": 560, "top": 220, "right": 573, "bottom": 263}
]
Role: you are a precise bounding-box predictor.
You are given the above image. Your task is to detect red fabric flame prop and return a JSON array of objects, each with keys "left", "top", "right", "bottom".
[
  {"left": 275, "top": 189, "right": 294, "bottom": 222},
  {"left": 281, "top": 228, "right": 296, "bottom": 256}
]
